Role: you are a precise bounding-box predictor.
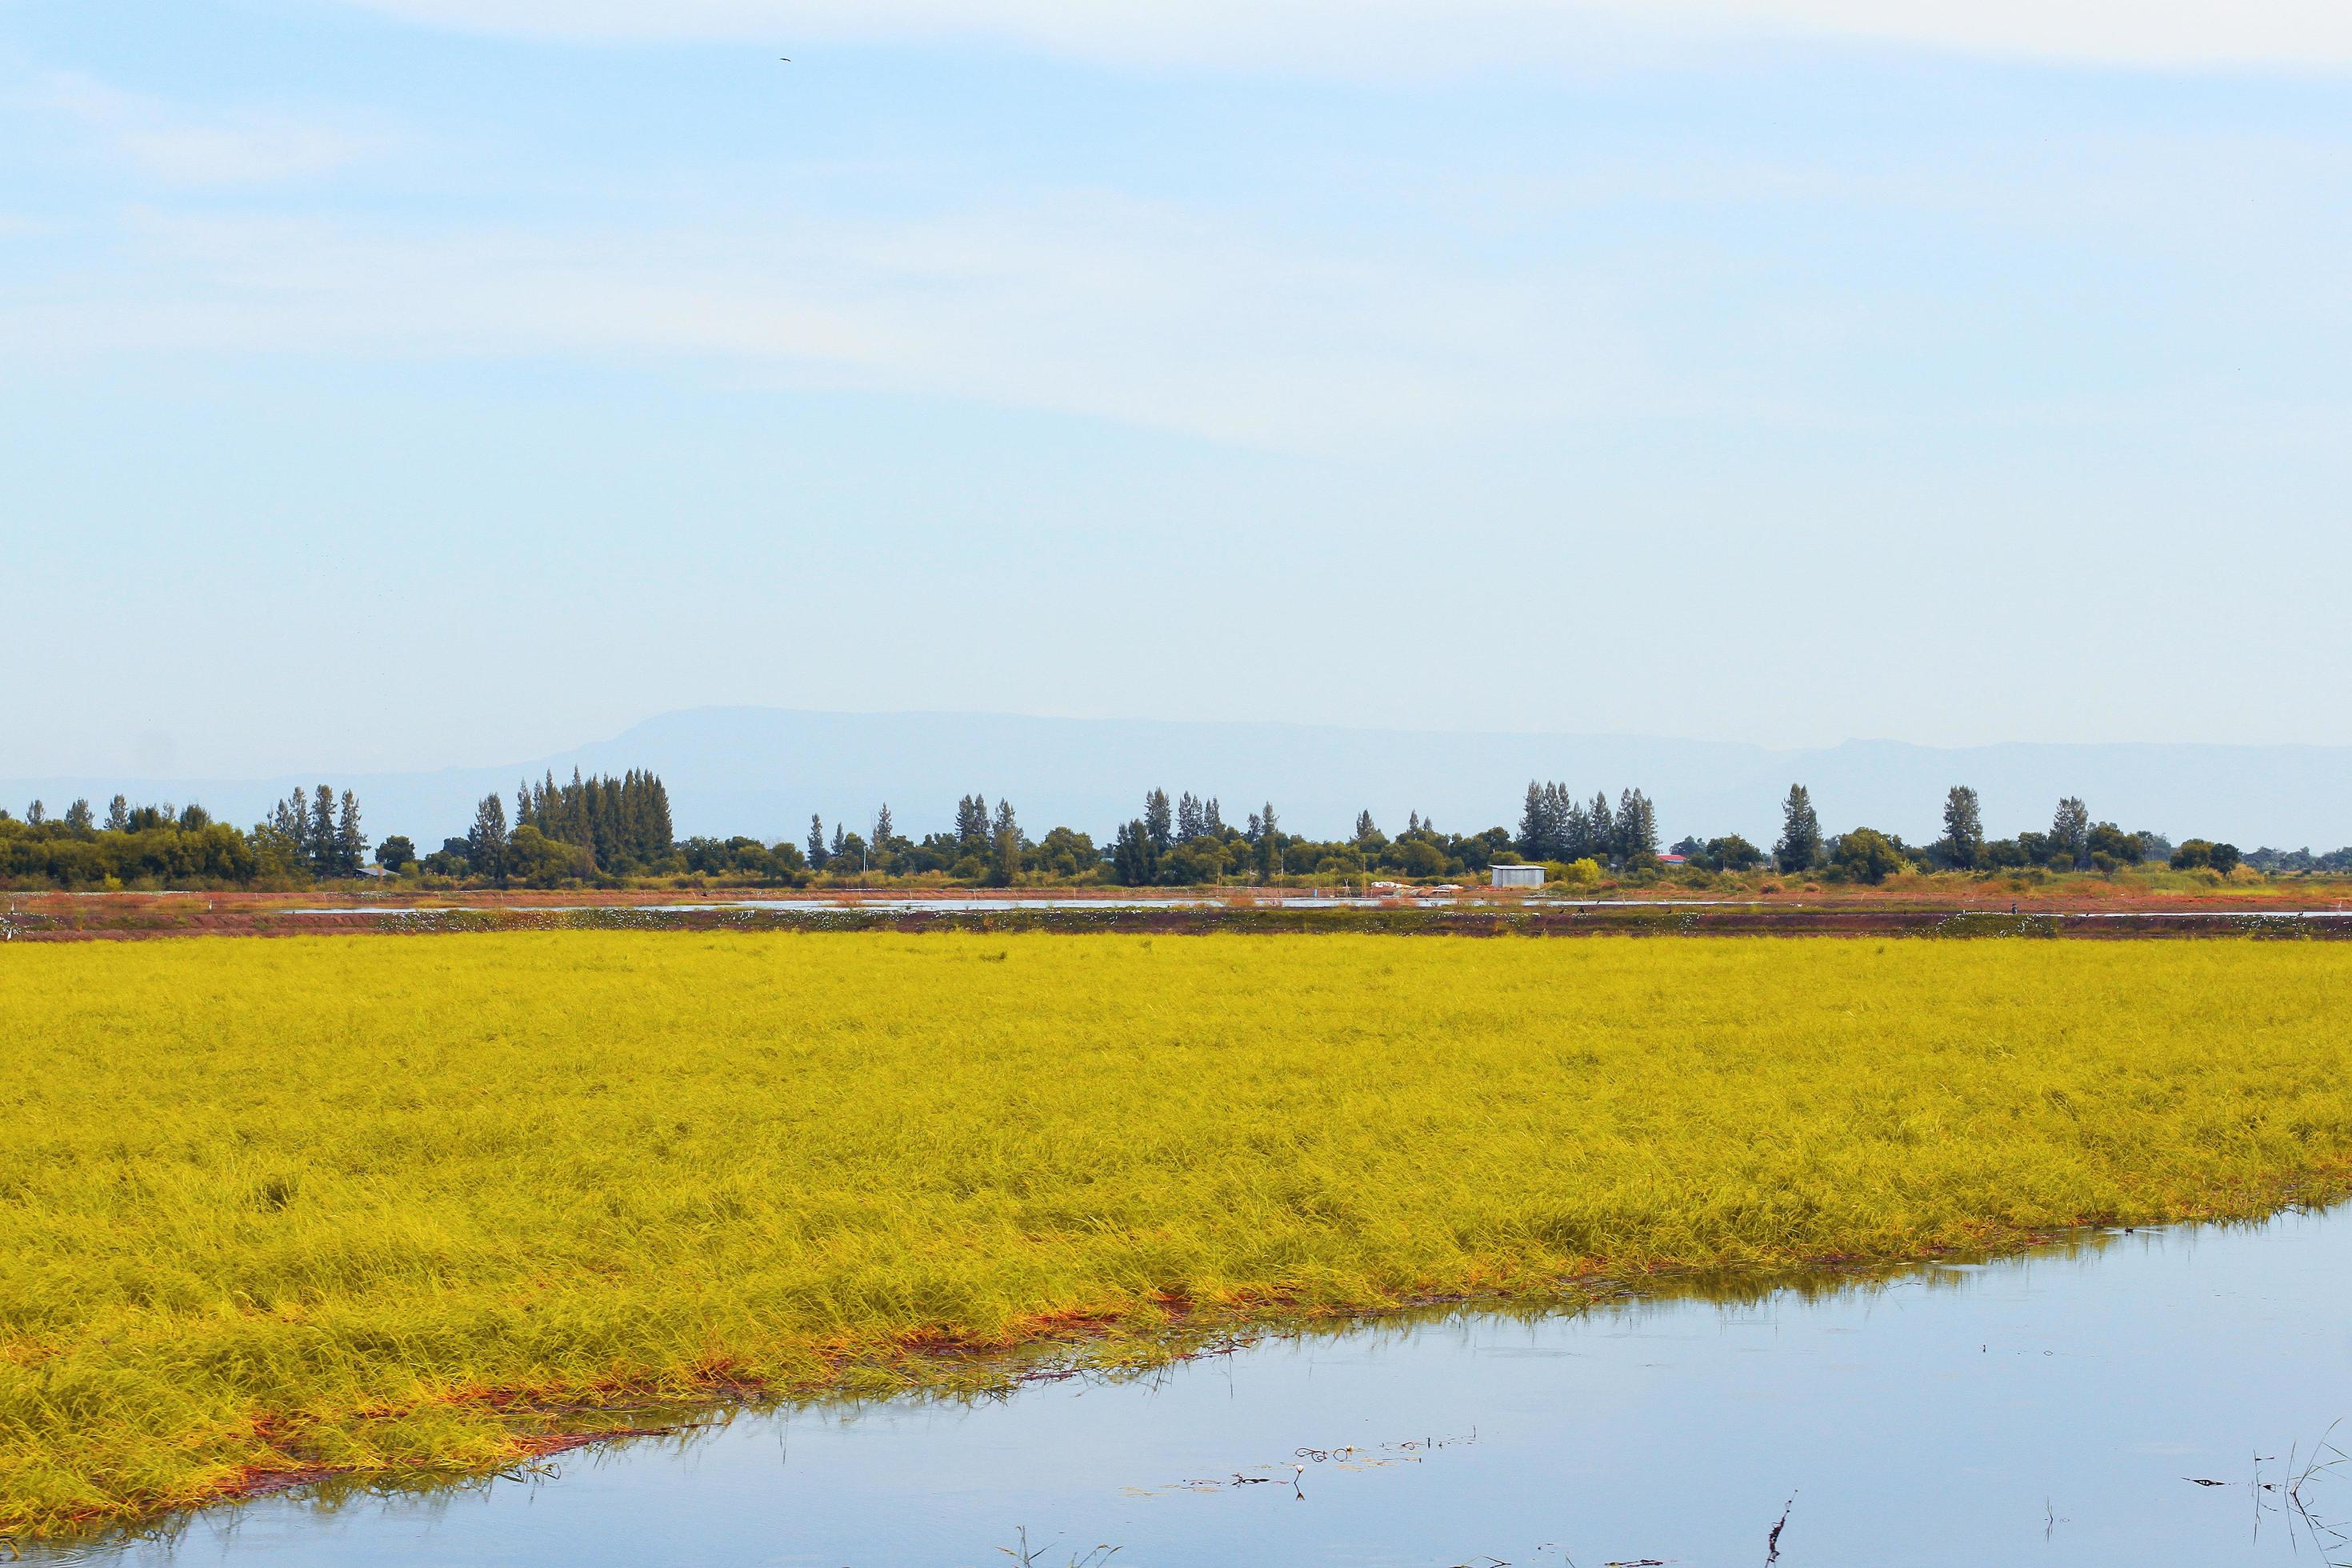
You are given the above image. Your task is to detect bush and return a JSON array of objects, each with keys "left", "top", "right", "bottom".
[{"left": 503, "top": 826, "right": 597, "bottom": 888}]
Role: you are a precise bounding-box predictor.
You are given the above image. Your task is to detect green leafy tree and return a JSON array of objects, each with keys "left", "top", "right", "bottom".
[
  {"left": 1775, "top": 784, "right": 1823, "bottom": 873},
  {"left": 2085, "top": 822, "right": 2142, "bottom": 866},
  {"left": 105, "top": 795, "right": 130, "bottom": 834},
  {"left": 1831, "top": 827, "right": 1906, "bottom": 884},
  {"left": 62, "top": 798, "right": 94, "bottom": 835},
  {"left": 1942, "top": 786, "right": 1984, "bottom": 869},
  {"left": 1709, "top": 834, "right": 1765, "bottom": 871},
  {"left": 2174, "top": 840, "right": 2242, "bottom": 874},
  {"left": 375, "top": 835, "right": 417, "bottom": 872},
  {"left": 1397, "top": 838, "right": 1444, "bottom": 877},
  {"left": 505, "top": 824, "right": 596, "bottom": 886},
  {"left": 1030, "top": 826, "right": 1099, "bottom": 881}
]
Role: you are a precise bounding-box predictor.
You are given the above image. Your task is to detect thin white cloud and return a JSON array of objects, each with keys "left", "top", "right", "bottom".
[
  {"left": 0, "top": 199, "right": 1640, "bottom": 450},
  {"left": 322, "top": 0, "right": 2352, "bottom": 71},
  {"left": 32, "top": 73, "right": 380, "bottom": 185}
]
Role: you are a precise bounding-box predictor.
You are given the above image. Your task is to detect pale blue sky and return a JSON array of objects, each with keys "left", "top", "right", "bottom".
[{"left": 6, "top": 1, "right": 2349, "bottom": 778}]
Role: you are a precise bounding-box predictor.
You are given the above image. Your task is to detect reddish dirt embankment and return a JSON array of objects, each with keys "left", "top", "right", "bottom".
[{"left": 3, "top": 890, "right": 2347, "bottom": 942}]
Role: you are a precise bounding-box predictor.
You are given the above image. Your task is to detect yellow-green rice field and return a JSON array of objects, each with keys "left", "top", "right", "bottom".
[{"left": 5, "top": 931, "right": 2351, "bottom": 1536}]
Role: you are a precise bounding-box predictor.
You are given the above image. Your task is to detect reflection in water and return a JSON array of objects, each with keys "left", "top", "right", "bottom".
[{"left": 31, "top": 1208, "right": 2352, "bottom": 1567}]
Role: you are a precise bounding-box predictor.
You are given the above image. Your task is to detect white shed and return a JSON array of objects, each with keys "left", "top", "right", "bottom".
[{"left": 1490, "top": 864, "right": 1545, "bottom": 888}]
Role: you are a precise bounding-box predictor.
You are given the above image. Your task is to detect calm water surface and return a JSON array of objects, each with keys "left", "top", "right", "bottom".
[{"left": 47, "top": 1209, "right": 2352, "bottom": 1566}]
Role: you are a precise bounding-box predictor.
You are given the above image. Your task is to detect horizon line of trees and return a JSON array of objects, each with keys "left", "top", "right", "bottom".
[
  {"left": 1731, "top": 783, "right": 2247, "bottom": 885},
  {"left": 0, "top": 771, "right": 2339, "bottom": 890}
]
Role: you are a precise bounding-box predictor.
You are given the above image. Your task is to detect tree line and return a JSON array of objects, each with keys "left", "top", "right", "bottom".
[
  {"left": 1720, "top": 784, "right": 2230, "bottom": 885},
  {"left": 0, "top": 770, "right": 2332, "bottom": 890},
  {"left": 421, "top": 770, "right": 677, "bottom": 885}
]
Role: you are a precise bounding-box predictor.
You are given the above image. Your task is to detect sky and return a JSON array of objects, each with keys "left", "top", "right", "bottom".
[{"left": 5, "top": 0, "right": 2349, "bottom": 779}]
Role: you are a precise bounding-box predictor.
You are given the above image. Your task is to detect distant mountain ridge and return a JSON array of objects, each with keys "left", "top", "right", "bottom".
[{"left": 6, "top": 708, "right": 2348, "bottom": 851}]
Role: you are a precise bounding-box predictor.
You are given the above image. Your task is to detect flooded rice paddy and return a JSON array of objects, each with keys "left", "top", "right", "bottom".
[
  {"left": 278, "top": 896, "right": 2352, "bottom": 919},
  {"left": 39, "top": 1206, "right": 2352, "bottom": 1566}
]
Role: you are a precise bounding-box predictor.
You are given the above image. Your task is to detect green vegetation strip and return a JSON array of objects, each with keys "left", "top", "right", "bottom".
[{"left": 4, "top": 933, "right": 2350, "bottom": 1536}]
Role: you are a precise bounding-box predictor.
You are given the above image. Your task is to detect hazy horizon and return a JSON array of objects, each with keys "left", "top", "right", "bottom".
[{"left": 10, "top": 706, "right": 2349, "bottom": 852}]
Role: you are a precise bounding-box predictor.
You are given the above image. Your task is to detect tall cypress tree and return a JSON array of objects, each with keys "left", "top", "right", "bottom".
[
  {"left": 469, "top": 793, "right": 509, "bottom": 884},
  {"left": 2050, "top": 797, "right": 2091, "bottom": 870},
  {"left": 336, "top": 790, "right": 366, "bottom": 876},
  {"left": 955, "top": 794, "right": 989, "bottom": 849},
  {"left": 310, "top": 785, "right": 338, "bottom": 877},
  {"left": 991, "top": 798, "right": 1020, "bottom": 886},
  {"left": 589, "top": 777, "right": 616, "bottom": 869},
  {"left": 106, "top": 795, "right": 130, "bottom": 833},
  {"left": 806, "top": 814, "right": 829, "bottom": 870},
  {"left": 646, "top": 775, "right": 673, "bottom": 861},
  {"left": 1145, "top": 790, "right": 1174, "bottom": 853},
  {"left": 267, "top": 790, "right": 305, "bottom": 850},
  {"left": 1587, "top": 792, "right": 1616, "bottom": 864},
  {"left": 1615, "top": 788, "right": 1658, "bottom": 862},
  {"left": 1518, "top": 782, "right": 1546, "bottom": 859},
  {"left": 1111, "top": 819, "right": 1156, "bottom": 885},
  {"left": 1942, "top": 786, "right": 1985, "bottom": 869},
  {"left": 1775, "top": 784, "right": 1823, "bottom": 873}
]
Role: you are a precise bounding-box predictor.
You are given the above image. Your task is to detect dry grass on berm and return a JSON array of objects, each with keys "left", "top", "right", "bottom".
[{"left": 5, "top": 932, "right": 2352, "bottom": 1534}]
